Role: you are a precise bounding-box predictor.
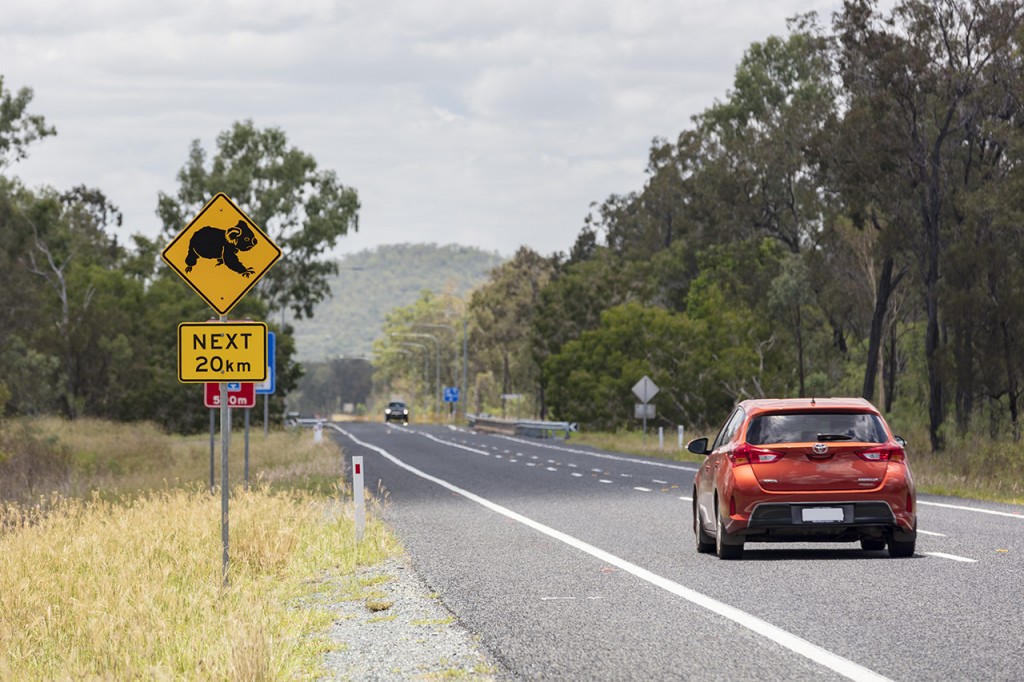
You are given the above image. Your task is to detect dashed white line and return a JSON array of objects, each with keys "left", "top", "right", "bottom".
[
  {"left": 924, "top": 552, "right": 978, "bottom": 563},
  {"left": 598, "top": 479, "right": 613, "bottom": 484},
  {"left": 546, "top": 467, "right": 558, "bottom": 472},
  {"left": 917, "top": 530, "right": 945, "bottom": 537},
  {"left": 571, "top": 472, "right": 584, "bottom": 478},
  {"left": 633, "top": 486, "right": 652, "bottom": 492},
  {"left": 918, "top": 500, "right": 1024, "bottom": 519},
  {"left": 653, "top": 479, "right": 668, "bottom": 485}
]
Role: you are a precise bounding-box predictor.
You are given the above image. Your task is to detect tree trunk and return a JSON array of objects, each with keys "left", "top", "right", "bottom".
[
  {"left": 862, "top": 256, "right": 895, "bottom": 402},
  {"left": 796, "top": 305, "right": 805, "bottom": 398},
  {"left": 884, "top": 324, "right": 898, "bottom": 413},
  {"left": 1001, "top": 319, "right": 1021, "bottom": 442}
]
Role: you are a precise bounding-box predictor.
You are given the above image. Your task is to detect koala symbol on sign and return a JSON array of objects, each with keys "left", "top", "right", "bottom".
[{"left": 184, "top": 220, "right": 258, "bottom": 277}]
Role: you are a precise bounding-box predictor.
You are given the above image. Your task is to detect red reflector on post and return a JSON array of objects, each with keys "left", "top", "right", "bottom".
[{"left": 355, "top": 463, "right": 361, "bottom": 475}]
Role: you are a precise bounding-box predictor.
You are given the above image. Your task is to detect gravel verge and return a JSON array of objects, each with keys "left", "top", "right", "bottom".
[{"left": 316, "top": 556, "right": 511, "bottom": 681}]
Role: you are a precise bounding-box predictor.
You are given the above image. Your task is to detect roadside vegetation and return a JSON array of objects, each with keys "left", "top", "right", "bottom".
[
  {"left": 573, "top": 421, "right": 1024, "bottom": 505},
  {"left": 0, "top": 419, "right": 401, "bottom": 680}
]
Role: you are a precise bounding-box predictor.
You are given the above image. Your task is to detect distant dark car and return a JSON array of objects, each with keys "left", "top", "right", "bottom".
[
  {"left": 689, "top": 397, "right": 916, "bottom": 560},
  {"left": 384, "top": 401, "right": 409, "bottom": 425}
]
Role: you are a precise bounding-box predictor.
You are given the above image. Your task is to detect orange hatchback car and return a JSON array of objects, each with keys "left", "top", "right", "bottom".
[{"left": 689, "top": 398, "right": 916, "bottom": 560}]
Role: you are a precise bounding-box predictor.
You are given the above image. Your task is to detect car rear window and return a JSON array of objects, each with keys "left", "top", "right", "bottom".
[{"left": 745, "top": 412, "right": 887, "bottom": 445}]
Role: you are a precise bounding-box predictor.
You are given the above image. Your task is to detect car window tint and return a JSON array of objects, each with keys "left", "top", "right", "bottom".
[
  {"left": 712, "top": 408, "right": 745, "bottom": 451},
  {"left": 746, "top": 412, "right": 887, "bottom": 445}
]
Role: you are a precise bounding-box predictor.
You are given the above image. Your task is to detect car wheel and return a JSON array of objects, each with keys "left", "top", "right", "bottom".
[
  {"left": 861, "top": 539, "right": 886, "bottom": 551},
  {"left": 694, "top": 495, "right": 714, "bottom": 554},
  {"left": 715, "top": 499, "right": 743, "bottom": 560},
  {"left": 888, "top": 537, "right": 916, "bottom": 558}
]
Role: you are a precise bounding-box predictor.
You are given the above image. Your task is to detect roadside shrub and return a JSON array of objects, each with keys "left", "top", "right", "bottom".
[{"left": 0, "top": 422, "right": 71, "bottom": 505}]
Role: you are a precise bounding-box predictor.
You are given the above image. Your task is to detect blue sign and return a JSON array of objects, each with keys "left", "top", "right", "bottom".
[
  {"left": 443, "top": 386, "right": 460, "bottom": 403},
  {"left": 256, "top": 331, "right": 276, "bottom": 395}
]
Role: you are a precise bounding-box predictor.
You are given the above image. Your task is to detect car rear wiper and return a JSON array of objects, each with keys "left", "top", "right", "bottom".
[{"left": 816, "top": 433, "right": 854, "bottom": 441}]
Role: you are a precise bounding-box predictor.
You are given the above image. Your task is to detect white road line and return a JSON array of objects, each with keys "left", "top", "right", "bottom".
[
  {"left": 598, "top": 479, "right": 613, "bottom": 484},
  {"left": 495, "top": 434, "right": 699, "bottom": 472},
  {"left": 919, "top": 500, "right": 1024, "bottom": 519},
  {"left": 679, "top": 496, "right": 693, "bottom": 502},
  {"left": 924, "top": 552, "right": 978, "bottom": 563},
  {"left": 653, "top": 479, "right": 668, "bottom": 485},
  {"left": 917, "top": 530, "right": 946, "bottom": 537},
  {"left": 633, "top": 486, "right": 652, "bottom": 492},
  {"left": 333, "top": 425, "right": 892, "bottom": 682},
  {"left": 571, "top": 473, "right": 584, "bottom": 478},
  {"left": 546, "top": 467, "right": 558, "bottom": 472}
]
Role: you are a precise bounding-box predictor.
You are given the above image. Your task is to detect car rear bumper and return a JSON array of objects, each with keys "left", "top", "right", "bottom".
[{"left": 738, "top": 500, "right": 916, "bottom": 543}]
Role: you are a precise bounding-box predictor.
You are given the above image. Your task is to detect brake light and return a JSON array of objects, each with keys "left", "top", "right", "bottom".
[
  {"left": 856, "top": 444, "right": 905, "bottom": 462},
  {"left": 729, "top": 444, "right": 782, "bottom": 465}
]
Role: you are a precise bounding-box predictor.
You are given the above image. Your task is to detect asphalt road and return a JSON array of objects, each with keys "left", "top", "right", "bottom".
[{"left": 329, "top": 422, "right": 1024, "bottom": 681}]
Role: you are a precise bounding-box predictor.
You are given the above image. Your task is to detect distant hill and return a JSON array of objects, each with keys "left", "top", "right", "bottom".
[{"left": 291, "top": 243, "right": 505, "bottom": 362}]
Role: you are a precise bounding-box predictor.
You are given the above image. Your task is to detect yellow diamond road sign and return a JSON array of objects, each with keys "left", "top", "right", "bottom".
[{"left": 162, "top": 193, "right": 281, "bottom": 315}]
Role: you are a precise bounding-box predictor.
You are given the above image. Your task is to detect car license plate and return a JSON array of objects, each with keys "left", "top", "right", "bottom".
[{"left": 802, "top": 507, "right": 844, "bottom": 523}]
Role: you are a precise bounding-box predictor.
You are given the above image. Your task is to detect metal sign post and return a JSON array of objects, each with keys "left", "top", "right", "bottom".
[
  {"left": 632, "top": 375, "right": 660, "bottom": 448},
  {"left": 219, "top": 315, "right": 230, "bottom": 586},
  {"left": 162, "top": 192, "right": 281, "bottom": 589}
]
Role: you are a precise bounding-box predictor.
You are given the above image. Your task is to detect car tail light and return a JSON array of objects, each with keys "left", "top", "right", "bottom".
[
  {"left": 729, "top": 444, "right": 782, "bottom": 466},
  {"left": 856, "top": 444, "right": 905, "bottom": 462}
]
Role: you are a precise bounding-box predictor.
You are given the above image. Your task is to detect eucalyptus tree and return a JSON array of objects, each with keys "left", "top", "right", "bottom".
[
  {"left": 833, "top": 0, "right": 1024, "bottom": 449},
  {"left": 468, "top": 247, "right": 556, "bottom": 416},
  {"left": 0, "top": 76, "right": 54, "bottom": 170}
]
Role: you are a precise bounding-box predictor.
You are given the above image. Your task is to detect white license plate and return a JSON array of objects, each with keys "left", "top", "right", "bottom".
[{"left": 802, "top": 507, "right": 844, "bottom": 523}]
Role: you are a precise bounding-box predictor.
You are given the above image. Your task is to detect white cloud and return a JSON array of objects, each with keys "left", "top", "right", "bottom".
[{"left": 2, "top": 0, "right": 842, "bottom": 258}]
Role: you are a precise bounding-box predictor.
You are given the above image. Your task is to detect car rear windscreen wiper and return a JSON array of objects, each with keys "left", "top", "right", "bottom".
[{"left": 817, "top": 433, "right": 854, "bottom": 441}]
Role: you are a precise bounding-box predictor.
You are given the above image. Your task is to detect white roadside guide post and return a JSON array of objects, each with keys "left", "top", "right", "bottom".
[
  {"left": 352, "top": 456, "right": 365, "bottom": 543},
  {"left": 161, "top": 192, "right": 281, "bottom": 587}
]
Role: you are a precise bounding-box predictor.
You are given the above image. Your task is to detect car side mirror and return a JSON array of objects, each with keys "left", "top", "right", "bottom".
[
  {"left": 894, "top": 436, "right": 907, "bottom": 447},
  {"left": 687, "top": 437, "right": 710, "bottom": 456}
]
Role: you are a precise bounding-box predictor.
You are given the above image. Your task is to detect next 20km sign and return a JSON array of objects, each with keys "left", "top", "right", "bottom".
[{"left": 178, "top": 321, "right": 267, "bottom": 383}]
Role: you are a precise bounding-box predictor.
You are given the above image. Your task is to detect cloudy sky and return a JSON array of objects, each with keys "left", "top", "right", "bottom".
[{"left": 3, "top": 0, "right": 841, "bottom": 259}]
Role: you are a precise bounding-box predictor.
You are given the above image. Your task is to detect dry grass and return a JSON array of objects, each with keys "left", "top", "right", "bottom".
[
  {"left": 0, "top": 486, "right": 400, "bottom": 680},
  {"left": 24, "top": 416, "right": 343, "bottom": 496},
  {"left": 0, "top": 418, "right": 403, "bottom": 680}
]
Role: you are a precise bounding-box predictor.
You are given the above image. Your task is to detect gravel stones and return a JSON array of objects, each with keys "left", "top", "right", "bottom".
[{"left": 319, "top": 557, "right": 506, "bottom": 681}]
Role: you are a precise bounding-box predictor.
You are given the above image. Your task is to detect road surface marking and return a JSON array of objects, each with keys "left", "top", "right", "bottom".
[
  {"left": 924, "top": 552, "right": 978, "bottom": 563},
  {"left": 496, "top": 434, "right": 699, "bottom": 472},
  {"left": 917, "top": 530, "right": 945, "bottom": 537},
  {"left": 334, "top": 425, "right": 891, "bottom": 682},
  {"left": 918, "top": 500, "right": 1024, "bottom": 519}
]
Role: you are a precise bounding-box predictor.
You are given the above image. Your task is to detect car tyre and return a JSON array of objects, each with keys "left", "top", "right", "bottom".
[
  {"left": 694, "top": 496, "right": 714, "bottom": 554},
  {"left": 888, "top": 537, "right": 916, "bottom": 558},
  {"left": 715, "top": 500, "right": 743, "bottom": 560},
  {"left": 861, "top": 539, "right": 886, "bottom": 551}
]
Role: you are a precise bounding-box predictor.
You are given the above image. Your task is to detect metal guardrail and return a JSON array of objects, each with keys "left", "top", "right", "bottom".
[{"left": 468, "top": 414, "right": 578, "bottom": 439}]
